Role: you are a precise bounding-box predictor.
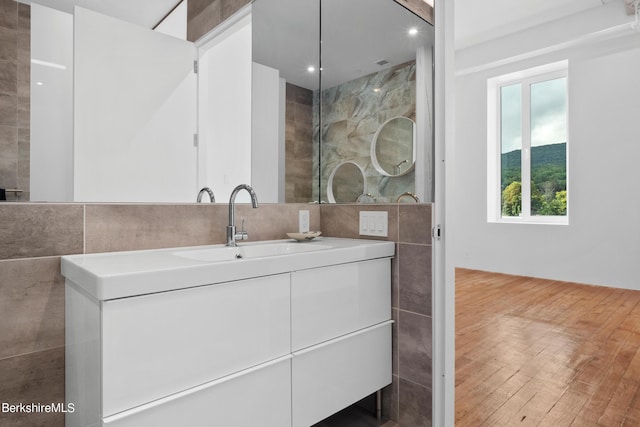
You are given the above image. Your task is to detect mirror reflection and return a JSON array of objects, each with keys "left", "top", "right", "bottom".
[
  {"left": 5, "top": 0, "right": 433, "bottom": 204},
  {"left": 327, "top": 161, "right": 366, "bottom": 203},
  {"left": 371, "top": 116, "right": 416, "bottom": 178},
  {"left": 253, "top": 0, "right": 434, "bottom": 204}
]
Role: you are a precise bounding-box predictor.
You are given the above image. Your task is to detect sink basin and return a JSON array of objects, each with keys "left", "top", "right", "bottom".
[
  {"left": 61, "top": 237, "right": 395, "bottom": 300},
  {"left": 173, "top": 241, "right": 332, "bottom": 262}
]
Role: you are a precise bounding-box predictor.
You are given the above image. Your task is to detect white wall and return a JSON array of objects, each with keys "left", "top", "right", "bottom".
[
  {"left": 197, "top": 14, "right": 253, "bottom": 203},
  {"left": 154, "top": 1, "right": 187, "bottom": 40},
  {"left": 30, "top": 4, "right": 73, "bottom": 202},
  {"left": 251, "top": 62, "right": 284, "bottom": 203},
  {"left": 74, "top": 7, "right": 197, "bottom": 202},
  {"left": 454, "top": 4, "right": 640, "bottom": 289}
]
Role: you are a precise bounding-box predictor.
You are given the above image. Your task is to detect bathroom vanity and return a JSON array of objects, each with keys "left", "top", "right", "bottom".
[{"left": 62, "top": 237, "right": 394, "bottom": 427}]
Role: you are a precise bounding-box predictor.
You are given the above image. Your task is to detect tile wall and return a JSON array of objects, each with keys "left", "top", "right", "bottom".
[
  {"left": 0, "top": 0, "right": 29, "bottom": 201},
  {"left": 285, "top": 83, "right": 315, "bottom": 203},
  {"left": 187, "top": 0, "right": 251, "bottom": 41},
  {"left": 393, "top": 0, "right": 434, "bottom": 24},
  {"left": 321, "top": 203, "right": 433, "bottom": 426},
  {"left": 314, "top": 61, "right": 417, "bottom": 203},
  {"left": 0, "top": 202, "right": 321, "bottom": 426},
  {"left": 0, "top": 202, "right": 432, "bottom": 427}
]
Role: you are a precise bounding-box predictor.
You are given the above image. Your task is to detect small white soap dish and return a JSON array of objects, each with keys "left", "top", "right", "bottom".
[{"left": 287, "top": 231, "right": 322, "bottom": 241}]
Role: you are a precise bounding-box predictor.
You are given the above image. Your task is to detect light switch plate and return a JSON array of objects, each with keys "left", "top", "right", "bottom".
[
  {"left": 299, "top": 210, "right": 310, "bottom": 233},
  {"left": 359, "top": 211, "right": 388, "bottom": 237}
]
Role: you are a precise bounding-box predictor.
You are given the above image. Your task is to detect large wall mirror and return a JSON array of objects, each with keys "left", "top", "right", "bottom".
[
  {"left": 253, "top": 0, "right": 434, "bottom": 203},
  {"left": 10, "top": 0, "right": 432, "bottom": 204}
]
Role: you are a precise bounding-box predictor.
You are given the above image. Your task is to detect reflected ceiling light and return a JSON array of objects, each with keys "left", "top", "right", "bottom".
[
  {"left": 307, "top": 66, "right": 316, "bottom": 73},
  {"left": 373, "top": 88, "right": 381, "bottom": 93},
  {"left": 423, "top": 0, "right": 434, "bottom": 6},
  {"left": 408, "top": 27, "right": 419, "bottom": 36},
  {"left": 31, "top": 58, "right": 67, "bottom": 70},
  {"left": 36, "top": 82, "right": 43, "bottom": 86}
]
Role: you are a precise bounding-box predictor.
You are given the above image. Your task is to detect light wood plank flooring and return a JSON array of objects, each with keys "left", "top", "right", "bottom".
[{"left": 456, "top": 268, "right": 640, "bottom": 426}]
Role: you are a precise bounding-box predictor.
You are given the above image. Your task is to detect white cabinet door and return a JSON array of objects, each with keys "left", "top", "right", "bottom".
[
  {"left": 291, "top": 259, "right": 391, "bottom": 351},
  {"left": 104, "top": 356, "right": 292, "bottom": 427},
  {"left": 101, "top": 274, "right": 290, "bottom": 416},
  {"left": 291, "top": 322, "right": 393, "bottom": 427}
]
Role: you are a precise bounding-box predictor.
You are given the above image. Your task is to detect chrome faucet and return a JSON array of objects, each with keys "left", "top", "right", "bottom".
[
  {"left": 226, "top": 184, "right": 258, "bottom": 246},
  {"left": 196, "top": 187, "right": 215, "bottom": 203},
  {"left": 396, "top": 191, "right": 420, "bottom": 203}
]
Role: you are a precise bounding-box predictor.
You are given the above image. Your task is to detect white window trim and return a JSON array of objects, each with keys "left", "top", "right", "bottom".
[{"left": 487, "top": 60, "right": 569, "bottom": 225}]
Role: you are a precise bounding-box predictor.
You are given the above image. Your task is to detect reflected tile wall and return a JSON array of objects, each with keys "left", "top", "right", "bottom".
[
  {"left": 321, "top": 203, "right": 433, "bottom": 426},
  {"left": 393, "top": 0, "right": 434, "bottom": 24},
  {"left": 285, "top": 83, "right": 314, "bottom": 202},
  {"left": 186, "top": 0, "right": 251, "bottom": 42},
  {"left": 0, "top": 0, "right": 29, "bottom": 201},
  {"left": 313, "top": 61, "right": 417, "bottom": 203}
]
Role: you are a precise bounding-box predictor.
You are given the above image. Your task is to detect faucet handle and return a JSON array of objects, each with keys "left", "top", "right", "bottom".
[{"left": 235, "top": 219, "right": 248, "bottom": 241}]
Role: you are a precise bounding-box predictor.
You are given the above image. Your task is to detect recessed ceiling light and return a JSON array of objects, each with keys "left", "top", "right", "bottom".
[
  {"left": 307, "top": 66, "right": 316, "bottom": 73},
  {"left": 408, "top": 27, "right": 419, "bottom": 36},
  {"left": 36, "top": 82, "right": 44, "bottom": 86}
]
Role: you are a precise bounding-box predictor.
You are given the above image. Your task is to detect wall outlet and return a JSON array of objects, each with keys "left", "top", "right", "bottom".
[
  {"left": 359, "top": 211, "right": 388, "bottom": 237},
  {"left": 299, "top": 210, "right": 310, "bottom": 233}
]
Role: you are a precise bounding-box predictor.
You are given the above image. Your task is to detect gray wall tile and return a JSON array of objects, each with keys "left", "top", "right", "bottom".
[
  {"left": 0, "top": 257, "right": 64, "bottom": 359},
  {"left": 398, "top": 204, "right": 432, "bottom": 244},
  {"left": 398, "top": 310, "right": 432, "bottom": 388},
  {"left": 398, "top": 243, "right": 432, "bottom": 316},
  {"left": 234, "top": 203, "right": 321, "bottom": 241},
  {"left": 84, "top": 204, "right": 227, "bottom": 253},
  {"left": 0, "top": 347, "right": 65, "bottom": 427},
  {"left": 0, "top": 0, "right": 17, "bottom": 31},
  {"left": 382, "top": 374, "right": 399, "bottom": 422},
  {"left": 320, "top": 204, "right": 398, "bottom": 241},
  {"left": 398, "top": 378, "right": 432, "bottom": 427},
  {"left": 0, "top": 204, "right": 83, "bottom": 259}
]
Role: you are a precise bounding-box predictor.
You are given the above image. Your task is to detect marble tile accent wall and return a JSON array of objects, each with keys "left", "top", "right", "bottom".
[
  {"left": 321, "top": 203, "right": 433, "bottom": 426},
  {"left": 313, "top": 61, "right": 417, "bottom": 203},
  {"left": 0, "top": 0, "right": 29, "bottom": 201},
  {"left": 285, "top": 83, "right": 314, "bottom": 203}
]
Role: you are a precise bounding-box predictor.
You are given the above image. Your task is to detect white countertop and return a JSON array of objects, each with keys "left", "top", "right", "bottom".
[{"left": 61, "top": 237, "right": 395, "bottom": 301}]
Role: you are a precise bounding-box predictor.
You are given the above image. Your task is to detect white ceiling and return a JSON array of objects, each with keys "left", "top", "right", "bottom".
[
  {"left": 455, "top": 0, "right": 620, "bottom": 49},
  {"left": 253, "top": 0, "right": 433, "bottom": 90},
  {"left": 17, "top": 0, "right": 178, "bottom": 28},
  {"left": 19, "top": 0, "right": 631, "bottom": 45}
]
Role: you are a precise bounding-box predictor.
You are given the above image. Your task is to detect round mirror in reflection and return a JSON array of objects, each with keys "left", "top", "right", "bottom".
[
  {"left": 370, "top": 116, "right": 416, "bottom": 177},
  {"left": 327, "top": 161, "right": 367, "bottom": 203}
]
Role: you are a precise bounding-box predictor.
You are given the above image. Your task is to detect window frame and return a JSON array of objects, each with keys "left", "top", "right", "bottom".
[{"left": 487, "top": 61, "right": 569, "bottom": 225}]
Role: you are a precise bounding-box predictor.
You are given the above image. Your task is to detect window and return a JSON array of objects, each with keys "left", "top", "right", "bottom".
[{"left": 487, "top": 61, "right": 568, "bottom": 224}]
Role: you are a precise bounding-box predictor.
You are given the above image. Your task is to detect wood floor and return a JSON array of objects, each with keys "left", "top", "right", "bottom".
[{"left": 456, "top": 268, "right": 640, "bottom": 427}]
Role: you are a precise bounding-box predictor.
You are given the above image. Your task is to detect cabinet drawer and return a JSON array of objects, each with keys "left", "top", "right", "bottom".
[
  {"left": 101, "top": 274, "right": 290, "bottom": 416},
  {"left": 291, "top": 322, "right": 393, "bottom": 427},
  {"left": 291, "top": 258, "right": 391, "bottom": 351},
  {"left": 103, "top": 356, "right": 292, "bottom": 427}
]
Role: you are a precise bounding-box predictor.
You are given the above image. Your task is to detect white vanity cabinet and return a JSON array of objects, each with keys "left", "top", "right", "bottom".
[
  {"left": 66, "top": 274, "right": 292, "bottom": 427},
  {"left": 63, "top": 238, "right": 394, "bottom": 427},
  {"left": 291, "top": 259, "right": 392, "bottom": 427}
]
